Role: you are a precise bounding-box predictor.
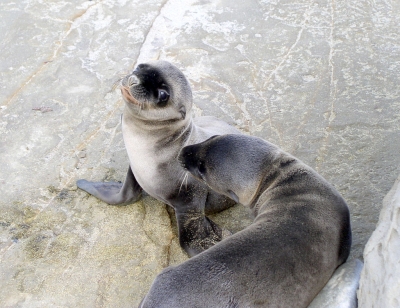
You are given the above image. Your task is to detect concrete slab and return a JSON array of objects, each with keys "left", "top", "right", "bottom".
[{"left": 1, "top": 0, "right": 399, "bottom": 306}]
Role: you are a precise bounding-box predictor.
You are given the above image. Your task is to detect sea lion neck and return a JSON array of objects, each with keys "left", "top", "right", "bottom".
[
  {"left": 247, "top": 150, "right": 289, "bottom": 214},
  {"left": 122, "top": 104, "right": 193, "bottom": 146}
]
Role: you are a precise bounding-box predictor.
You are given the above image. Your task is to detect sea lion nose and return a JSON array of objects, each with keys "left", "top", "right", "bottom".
[{"left": 128, "top": 75, "right": 140, "bottom": 86}]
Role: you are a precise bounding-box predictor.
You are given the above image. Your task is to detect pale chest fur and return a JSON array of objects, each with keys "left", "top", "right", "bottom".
[{"left": 121, "top": 116, "right": 186, "bottom": 201}]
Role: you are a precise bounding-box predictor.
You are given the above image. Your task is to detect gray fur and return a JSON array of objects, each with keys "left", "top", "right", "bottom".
[
  {"left": 76, "top": 61, "right": 240, "bottom": 256},
  {"left": 139, "top": 134, "right": 351, "bottom": 308}
]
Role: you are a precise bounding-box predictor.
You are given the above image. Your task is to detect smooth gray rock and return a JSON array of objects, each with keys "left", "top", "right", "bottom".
[
  {"left": 358, "top": 174, "right": 400, "bottom": 308},
  {"left": 1, "top": 0, "right": 399, "bottom": 306},
  {"left": 308, "top": 259, "right": 363, "bottom": 308}
]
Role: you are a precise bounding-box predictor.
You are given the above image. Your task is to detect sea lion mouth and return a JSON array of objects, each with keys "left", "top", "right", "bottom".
[{"left": 121, "top": 87, "right": 140, "bottom": 106}]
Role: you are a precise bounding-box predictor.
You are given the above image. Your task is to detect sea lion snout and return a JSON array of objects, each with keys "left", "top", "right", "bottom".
[
  {"left": 120, "top": 87, "right": 140, "bottom": 106},
  {"left": 179, "top": 145, "right": 207, "bottom": 182},
  {"left": 120, "top": 73, "right": 140, "bottom": 88},
  {"left": 178, "top": 145, "right": 195, "bottom": 170},
  {"left": 128, "top": 74, "right": 139, "bottom": 86}
]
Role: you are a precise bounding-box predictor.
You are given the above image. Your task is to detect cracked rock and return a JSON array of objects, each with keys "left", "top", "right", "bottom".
[{"left": 1, "top": 0, "right": 399, "bottom": 306}]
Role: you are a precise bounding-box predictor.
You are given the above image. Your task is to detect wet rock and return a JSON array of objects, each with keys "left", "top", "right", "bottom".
[
  {"left": 358, "top": 175, "right": 400, "bottom": 308},
  {"left": 1, "top": 0, "right": 399, "bottom": 306}
]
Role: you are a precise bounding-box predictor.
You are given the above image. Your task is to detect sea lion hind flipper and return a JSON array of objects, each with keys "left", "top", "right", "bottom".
[{"left": 76, "top": 166, "right": 142, "bottom": 205}]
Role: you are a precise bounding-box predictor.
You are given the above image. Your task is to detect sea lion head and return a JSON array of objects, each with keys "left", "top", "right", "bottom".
[
  {"left": 179, "top": 134, "right": 278, "bottom": 205},
  {"left": 120, "top": 61, "right": 192, "bottom": 122}
]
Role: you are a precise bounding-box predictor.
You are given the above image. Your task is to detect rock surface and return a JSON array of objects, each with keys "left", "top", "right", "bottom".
[
  {"left": 358, "top": 174, "right": 400, "bottom": 308},
  {"left": 1, "top": 0, "right": 399, "bottom": 306}
]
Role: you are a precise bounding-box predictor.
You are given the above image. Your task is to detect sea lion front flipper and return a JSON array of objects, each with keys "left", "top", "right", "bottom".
[
  {"left": 76, "top": 166, "right": 142, "bottom": 205},
  {"left": 175, "top": 210, "right": 225, "bottom": 257}
]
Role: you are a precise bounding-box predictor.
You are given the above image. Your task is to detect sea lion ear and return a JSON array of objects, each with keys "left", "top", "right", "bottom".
[
  {"left": 206, "top": 135, "right": 219, "bottom": 142},
  {"left": 227, "top": 190, "right": 239, "bottom": 203}
]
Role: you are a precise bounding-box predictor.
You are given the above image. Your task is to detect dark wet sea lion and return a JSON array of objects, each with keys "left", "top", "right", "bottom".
[{"left": 139, "top": 134, "right": 351, "bottom": 307}]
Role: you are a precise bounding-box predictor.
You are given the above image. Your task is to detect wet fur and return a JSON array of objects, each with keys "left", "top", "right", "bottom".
[{"left": 139, "top": 134, "right": 351, "bottom": 308}]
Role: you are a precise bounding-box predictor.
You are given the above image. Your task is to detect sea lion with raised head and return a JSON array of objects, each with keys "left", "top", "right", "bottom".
[
  {"left": 76, "top": 61, "right": 240, "bottom": 256},
  {"left": 139, "top": 134, "right": 351, "bottom": 307}
]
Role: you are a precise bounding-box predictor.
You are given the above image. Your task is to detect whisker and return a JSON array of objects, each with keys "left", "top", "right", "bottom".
[
  {"left": 178, "top": 170, "right": 186, "bottom": 183},
  {"left": 138, "top": 100, "right": 144, "bottom": 115},
  {"left": 112, "top": 75, "right": 126, "bottom": 91},
  {"left": 179, "top": 172, "right": 189, "bottom": 194}
]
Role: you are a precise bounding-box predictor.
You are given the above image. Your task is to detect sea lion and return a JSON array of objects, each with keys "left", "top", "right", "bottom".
[
  {"left": 139, "top": 134, "right": 351, "bottom": 307},
  {"left": 76, "top": 61, "right": 240, "bottom": 256}
]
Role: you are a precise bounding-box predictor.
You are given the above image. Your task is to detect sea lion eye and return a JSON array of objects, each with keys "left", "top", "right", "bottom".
[
  {"left": 198, "top": 161, "right": 206, "bottom": 175},
  {"left": 158, "top": 89, "right": 169, "bottom": 103}
]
